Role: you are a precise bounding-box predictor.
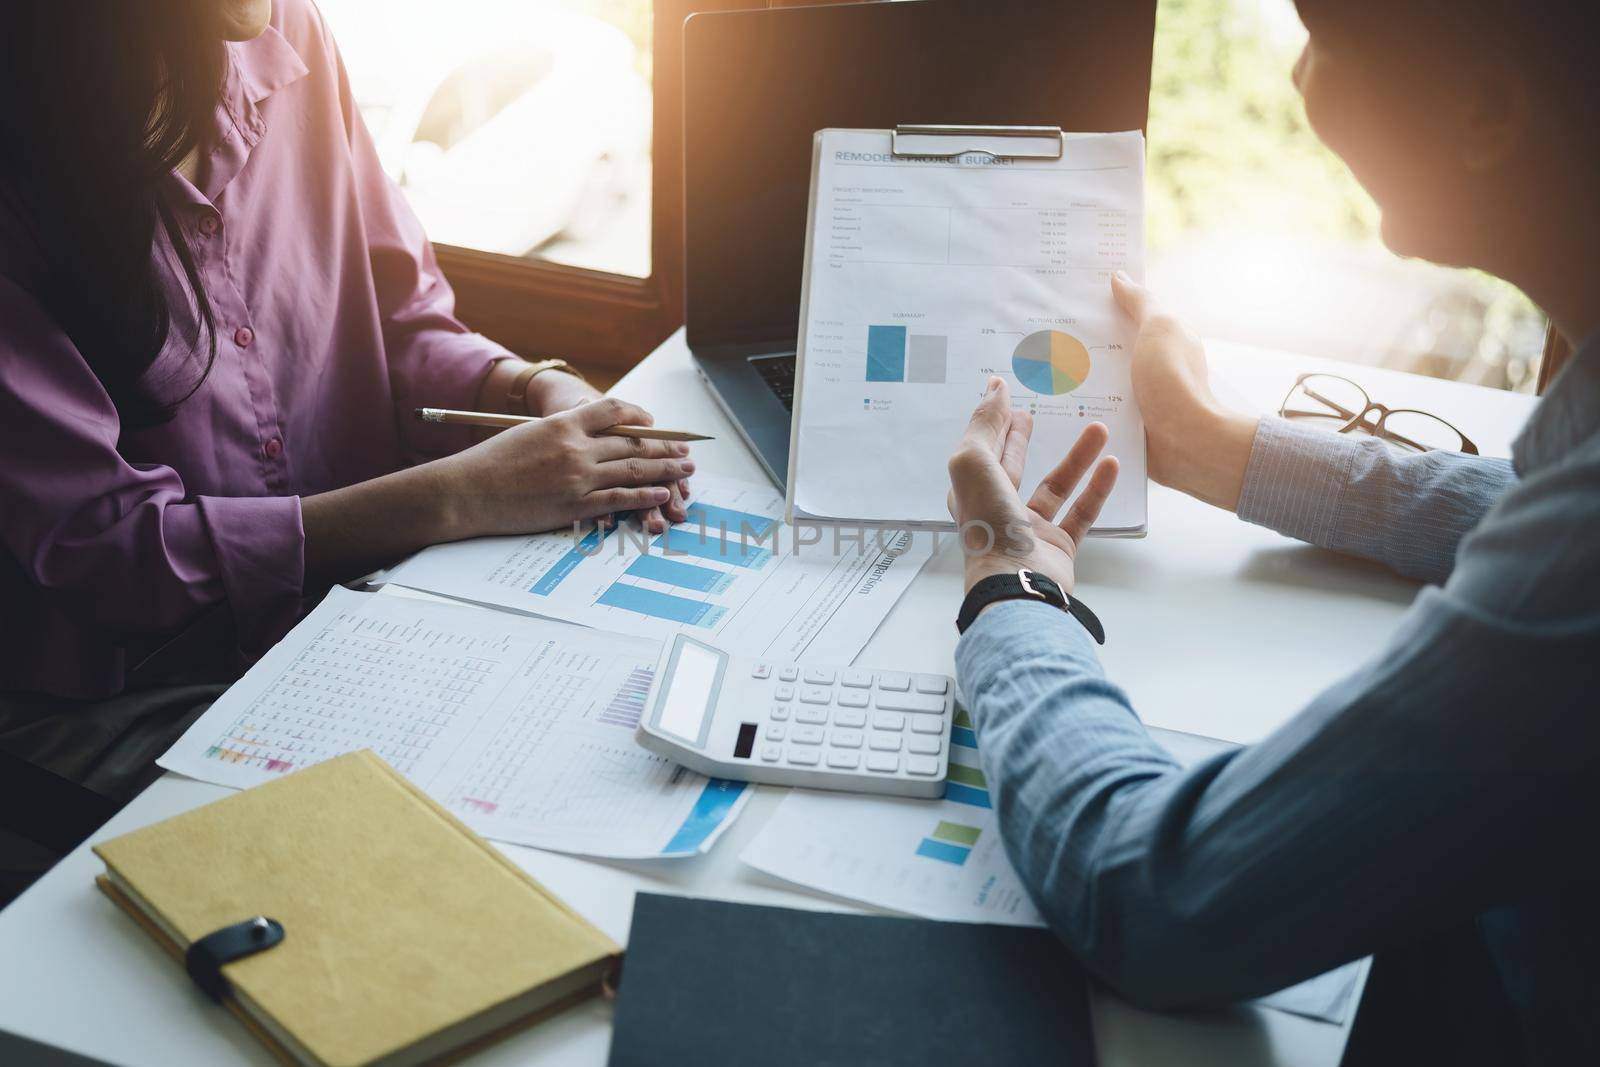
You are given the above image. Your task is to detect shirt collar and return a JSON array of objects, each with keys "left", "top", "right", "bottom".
[
  {"left": 1513, "top": 328, "right": 1600, "bottom": 474},
  {"left": 230, "top": 24, "right": 310, "bottom": 108},
  {"left": 193, "top": 25, "right": 309, "bottom": 203}
]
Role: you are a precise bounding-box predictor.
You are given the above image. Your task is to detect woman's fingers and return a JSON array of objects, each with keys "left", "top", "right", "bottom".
[
  {"left": 591, "top": 434, "right": 689, "bottom": 463},
  {"left": 639, "top": 506, "right": 669, "bottom": 534},
  {"left": 663, "top": 478, "right": 689, "bottom": 524},
  {"left": 587, "top": 485, "right": 671, "bottom": 515},
  {"left": 1026, "top": 422, "right": 1111, "bottom": 521},
  {"left": 593, "top": 455, "right": 695, "bottom": 490},
  {"left": 1058, "top": 456, "right": 1120, "bottom": 546},
  {"left": 574, "top": 396, "right": 655, "bottom": 433}
]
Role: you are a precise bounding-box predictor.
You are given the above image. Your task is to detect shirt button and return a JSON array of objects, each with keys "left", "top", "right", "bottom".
[
  {"left": 198, "top": 214, "right": 219, "bottom": 237},
  {"left": 234, "top": 326, "right": 254, "bottom": 348},
  {"left": 263, "top": 437, "right": 283, "bottom": 459}
]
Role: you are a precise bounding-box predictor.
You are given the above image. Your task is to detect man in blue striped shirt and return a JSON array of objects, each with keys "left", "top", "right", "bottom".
[{"left": 944, "top": 2, "right": 1598, "bottom": 1063}]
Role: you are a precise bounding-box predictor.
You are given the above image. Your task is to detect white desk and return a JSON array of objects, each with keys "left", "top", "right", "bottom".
[{"left": 0, "top": 330, "right": 1538, "bottom": 1067}]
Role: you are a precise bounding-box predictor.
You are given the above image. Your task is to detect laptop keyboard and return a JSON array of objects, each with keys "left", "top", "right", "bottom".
[{"left": 750, "top": 354, "right": 797, "bottom": 411}]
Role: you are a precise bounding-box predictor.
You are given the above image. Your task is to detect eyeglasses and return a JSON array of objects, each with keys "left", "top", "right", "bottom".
[{"left": 1279, "top": 373, "right": 1479, "bottom": 455}]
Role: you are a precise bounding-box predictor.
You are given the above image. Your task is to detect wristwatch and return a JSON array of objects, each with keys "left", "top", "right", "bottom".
[
  {"left": 955, "top": 568, "right": 1105, "bottom": 644},
  {"left": 507, "top": 358, "right": 586, "bottom": 416}
]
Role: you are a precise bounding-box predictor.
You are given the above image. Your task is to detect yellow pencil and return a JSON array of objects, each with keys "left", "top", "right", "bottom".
[{"left": 414, "top": 407, "right": 713, "bottom": 442}]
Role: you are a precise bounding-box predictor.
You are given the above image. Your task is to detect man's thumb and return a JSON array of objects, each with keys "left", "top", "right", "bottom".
[{"left": 1111, "top": 271, "right": 1149, "bottom": 324}]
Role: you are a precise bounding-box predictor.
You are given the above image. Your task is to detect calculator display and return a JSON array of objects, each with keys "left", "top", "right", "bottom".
[{"left": 656, "top": 641, "right": 721, "bottom": 744}]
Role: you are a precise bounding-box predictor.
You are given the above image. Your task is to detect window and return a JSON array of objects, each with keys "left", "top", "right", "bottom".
[
  {"left": 1146, "top": 0, "right": 1546, "bottom": 392},
  {"left": 318, "top": 0, "right": 652, "bottom": 277}
]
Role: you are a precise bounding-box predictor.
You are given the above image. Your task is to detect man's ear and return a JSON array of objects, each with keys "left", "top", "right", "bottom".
[{"left": 1454, "top": 63, "right": 1530, "bottom": 174}]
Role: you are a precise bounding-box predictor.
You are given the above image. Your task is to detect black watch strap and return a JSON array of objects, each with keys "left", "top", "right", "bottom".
[{"left": 955, "top": 570, "right": 1105, "bottom": 644}]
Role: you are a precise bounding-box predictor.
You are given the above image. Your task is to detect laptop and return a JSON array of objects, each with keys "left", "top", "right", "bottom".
[{"left": 683, "top": 0, "right": 1156, "bottom": 488}]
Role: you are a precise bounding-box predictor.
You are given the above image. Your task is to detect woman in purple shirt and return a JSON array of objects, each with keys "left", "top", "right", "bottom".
[{"left": 0, "top": 0, "right": 691, "bottom": 835}]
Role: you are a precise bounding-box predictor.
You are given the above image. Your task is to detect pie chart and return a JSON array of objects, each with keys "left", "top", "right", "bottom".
[{"left": 1012, "top": 330, "right": 1092, "bottom": 395}]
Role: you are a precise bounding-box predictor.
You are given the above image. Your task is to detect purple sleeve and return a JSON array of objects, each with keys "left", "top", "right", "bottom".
[
  {"left": 320, "top": 12, "right": 514, "bottom": 459},
  {"left": 0, "top": 278, "right": 306, "bottom": 659}
]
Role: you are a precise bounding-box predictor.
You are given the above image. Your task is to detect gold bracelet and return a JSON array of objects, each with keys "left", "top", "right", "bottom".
[{"left": 508, "top": 358, "right": 585, "bottom": 415}]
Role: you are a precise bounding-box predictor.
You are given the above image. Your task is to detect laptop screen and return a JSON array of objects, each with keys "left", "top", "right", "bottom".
[{"left": 683, "top": 0, "right": 1156, "bottom": 351}]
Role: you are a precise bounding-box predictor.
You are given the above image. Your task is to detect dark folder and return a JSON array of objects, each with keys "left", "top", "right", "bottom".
[{"left": 610, "top": 894, "right": 1095, "bottom": 1067}]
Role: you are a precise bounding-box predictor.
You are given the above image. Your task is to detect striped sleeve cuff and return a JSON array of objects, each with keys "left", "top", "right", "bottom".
[{"left": 1235, "top": 417, "right": 1362, "bottom": 547}]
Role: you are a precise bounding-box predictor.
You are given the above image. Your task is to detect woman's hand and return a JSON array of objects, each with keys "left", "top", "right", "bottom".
[
  {"left": 528, "top": 371, "right": 690, "bottom": 530},
  {"left": 438, "top": 397, "right": 695, "bottom": 539},
  {"left": 947, "top": 377, "right": 1119, "bottom": 595},
  {"left": 1111, "top": 272, "right": 1259, "bottom": 511}
]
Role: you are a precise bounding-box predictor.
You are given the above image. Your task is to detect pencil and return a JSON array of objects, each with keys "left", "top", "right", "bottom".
[{"left": 414, "top": 407, "right": 714, "bottom": 442}]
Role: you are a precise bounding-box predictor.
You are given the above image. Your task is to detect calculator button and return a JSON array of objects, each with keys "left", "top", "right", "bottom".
[
  {"left": 875, "top": 672, "right": 911, "bottom": 691},
  {"left": 837, "top": 689, "right": 869, "bottom": 709},
  {"left": 830, "top": 729, "right": 863, "bottom": 749},
  {"left": 841, "top": 669, "right": 873, "bottom": 688},
  {"left": 868, "top": 732, "right": 902, "bottom": 752},
  {"left": 770, "top": 704, "right": 790, "bottom": 721},
  {"left": 765, "top": 723, "right": 786, "bottom": 741},
  {"left": 834, "top": 709, "right": 867, "bottom": 729},
  {"left": 914, "top": 674, "right": 949, "bottom": 695},
  {"left": 908, "top": 735, "right": 942, "bottom": 755},
  {"left": 803, "top": 667, "right": 837, "bottom": 685},
  {"left": 774, "top": 684, "right": 795, "bottom": 701},
  {"left": 909, "top": 716, "right": 944, "bottom": 735},
  {"left": 875, "top": 691, "right": 945, "bottom": 715},
  {"left": 872, "top": 712, "right": 906, "bottom": 731},
  {"left": 826, "top": 750, "right": 861, "bottom": 770},
  {"left": 790, "top": 725, "right": 825, "bottom": 745},
  {"left": 906, "top": 755, "right": 940, "bottom": 776},
  {"left": 751, "top": 663, "right": 773, "bottom": 679},
  {"left": 786, "top": 747, "right": 820, "bottom": 766},
  {"left": 799, "top": 686, "right": 832, "bottom": 705},
  {"left": 761, "top": 743, "right": 782, "bottom": 762},
  {"left": 866, "top": 754, "right": 900, "bottom": 773},
  {"left": 778, "top": 666, "right": 800, "bottom": 682},
  {"left": 796, "top": 706, "right": 829, "bottom": 725}
]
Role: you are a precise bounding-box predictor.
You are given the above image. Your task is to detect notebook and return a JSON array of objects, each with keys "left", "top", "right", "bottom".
[
  {"left": 93, "top": 750, "right": 620, "bottom": 1067},
  {"left": 609, "top": 894, "right": 1095, "bottom": 1067}
]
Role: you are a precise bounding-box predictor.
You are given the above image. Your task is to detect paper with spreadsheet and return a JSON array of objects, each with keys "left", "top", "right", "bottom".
[
  {"left": 788, "top": 128, "right": 1148, "bottom": 534},
  {"left": 158, "top": 586, "right": 748, "bottom": 858},
  {"left": 385, "top": 476, "right": 935, "bottom": 664}
]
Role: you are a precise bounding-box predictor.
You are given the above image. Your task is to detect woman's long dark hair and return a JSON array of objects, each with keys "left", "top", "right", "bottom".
[{"left": 2, "top": 2, "right": 225, "bottom": 426}]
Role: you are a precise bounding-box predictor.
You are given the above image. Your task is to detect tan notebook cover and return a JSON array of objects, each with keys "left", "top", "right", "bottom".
[{"left": 93, "top": 750, "right": 621, "bottom": 1067}]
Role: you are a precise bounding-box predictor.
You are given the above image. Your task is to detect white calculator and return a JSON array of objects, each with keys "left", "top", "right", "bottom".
[{"left": 634, "top": 634, "right": 955, "bottom": 798}]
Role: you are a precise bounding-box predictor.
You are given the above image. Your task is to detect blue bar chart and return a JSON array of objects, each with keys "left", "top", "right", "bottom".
[
  {"left": 625, "top": 555, "right": 735, "bottom": 594},
  {"left": 598, "top": 584, "right": 727, "bottom": 627},
  {"left": 866, "top": 325, "right": 906, "bottom": 382}
]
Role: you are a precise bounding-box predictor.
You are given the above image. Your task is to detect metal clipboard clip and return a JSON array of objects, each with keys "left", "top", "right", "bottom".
[{"left": 889, "top": 124, "right": 1064, "bottom": 161}]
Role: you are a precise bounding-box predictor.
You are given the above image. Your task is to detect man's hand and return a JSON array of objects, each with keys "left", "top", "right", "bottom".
[
  {"left": 947, "top": 377, "right": 1119, "bottom": 595},
  {"left": 1112, "top": 272, "right": 1258, "bottom": 511}
]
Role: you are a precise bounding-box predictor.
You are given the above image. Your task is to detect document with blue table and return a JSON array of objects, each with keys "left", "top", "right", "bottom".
[{"left": 788, "top": 128, "right": 1149, "bottom": 534}]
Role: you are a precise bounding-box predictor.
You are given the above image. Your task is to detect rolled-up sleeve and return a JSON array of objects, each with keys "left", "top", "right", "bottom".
[
  {"left": 323, "top": 13, "right": 513, "bottom": 459},
  {"left": 0, "top": 279, "right": 306, "bottom": 668},
  {"left": 1237, "top": 416, "right": 1515, "bottom": 584}
]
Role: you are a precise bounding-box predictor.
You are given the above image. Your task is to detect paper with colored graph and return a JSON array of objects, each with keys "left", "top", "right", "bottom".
[
  {"left": 385, "top": 476, "right": 934, "bottom": 664},
  {"left": 739, "top": 707, "right": 1044, "bottom": 926},
  {"left": 788, "top": 128, "right": 1148, "bottom": 534},
  {"left": 740, "top": 713, "right": 1364, "bottom": 1025},
  {"left": 158, "top": 587, "right": 748, "bottom": 858}
]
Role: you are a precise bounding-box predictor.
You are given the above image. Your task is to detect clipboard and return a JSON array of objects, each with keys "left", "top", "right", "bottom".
[{"left": 785, "top": 123, "right": 1149, "bottom": 536}]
